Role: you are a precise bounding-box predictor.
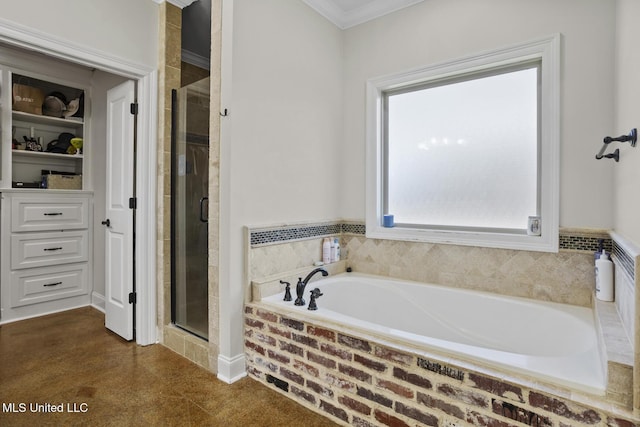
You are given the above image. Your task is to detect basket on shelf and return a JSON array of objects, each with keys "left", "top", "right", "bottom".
[{"left": 44, "top": 174, "right": 82, "bottom": 190}]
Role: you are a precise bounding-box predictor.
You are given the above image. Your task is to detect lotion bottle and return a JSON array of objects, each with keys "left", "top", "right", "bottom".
[
  {"left": 322, "top": 238, "right": 331, "bottom": 264},
  {"left": 595, "top": 249, "right": 614, "bottom": 301},
  {"left": 332, "top": 238, "right": 340, "bottom": 262}
]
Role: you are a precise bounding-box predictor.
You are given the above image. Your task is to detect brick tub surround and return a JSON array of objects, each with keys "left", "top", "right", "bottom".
[{"left": 244, "top": 304, "right": 639, "bottom": 427}]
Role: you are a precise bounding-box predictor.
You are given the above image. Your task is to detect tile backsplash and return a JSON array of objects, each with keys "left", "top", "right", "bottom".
[{"left": 247, "top": 221, "right": 615, "bottom": 307}]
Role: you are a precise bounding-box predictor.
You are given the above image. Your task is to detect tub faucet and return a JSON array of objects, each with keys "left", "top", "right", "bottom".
[{"left": 294, "top": 267, "right": 328, "bottom": 306}]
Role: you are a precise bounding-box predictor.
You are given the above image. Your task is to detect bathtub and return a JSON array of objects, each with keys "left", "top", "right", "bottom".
[{"left": 260, "top": 272, "right": 606, "bottom": 395}]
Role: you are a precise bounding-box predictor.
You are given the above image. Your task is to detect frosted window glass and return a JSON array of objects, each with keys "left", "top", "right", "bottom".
[{"left": 385, "top": 67, "right": 538, "bottom": 230}]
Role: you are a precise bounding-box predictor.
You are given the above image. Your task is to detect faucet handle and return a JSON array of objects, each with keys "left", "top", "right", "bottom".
[
  {"left": 280, "top": 280, "right": 292, "bottom": 301},
  {"left": 308, "top": 288, "right": 323, "bottom": 311},
  {"left": 310, "top": 288, "right": 323, "bottom": 298}
]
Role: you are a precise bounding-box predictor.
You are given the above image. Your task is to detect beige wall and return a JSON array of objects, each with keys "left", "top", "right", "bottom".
[{"left": 0, "top": 0, "right": 158, "bottom": 69}]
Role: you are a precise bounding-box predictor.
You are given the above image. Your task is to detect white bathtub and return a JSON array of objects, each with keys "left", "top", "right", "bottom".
[{"left": 261, "top": 272, "right": 606, "bottom": 394}]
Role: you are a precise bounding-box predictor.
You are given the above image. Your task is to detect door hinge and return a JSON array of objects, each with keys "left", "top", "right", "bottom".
[
  {"left": 129, "top": 292, "right": 136, "bottom": 304},
  {"left": 129, "top": 197, "right": 137, "bottom": 209},
  {"left": 130, "top": 103, "right": 138, "bottom": 115}
]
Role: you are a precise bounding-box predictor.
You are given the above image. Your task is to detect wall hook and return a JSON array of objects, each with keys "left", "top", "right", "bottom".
[
  {"left": 596, "top": 128, "right": 636, "bottom": 161},
  {"left": 220, "top": 108, "right": 228, "bottom": 117},
  {"left": 603, "top": 128, "right": 637, "bottom": 146}
]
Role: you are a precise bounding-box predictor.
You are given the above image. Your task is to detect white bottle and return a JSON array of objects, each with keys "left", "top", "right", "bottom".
[
  {"left": 595, "top": 249, "right": 614, "bottom": 302},
  {"left": 332, "top": 238, "right": 340, "bottom": 263},
  {"left": 322, "top": 238, "right": 331, "bottom": 264},
  {"left": 329, "top": 238, "right": 336, "bottom": 263}
]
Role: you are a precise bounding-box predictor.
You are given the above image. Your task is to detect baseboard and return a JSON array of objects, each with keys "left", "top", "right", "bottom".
[
  {"left": 217, "top": 353, "right": 247, "bottom": 384},
  {"left": 0, "top": 302, "right": 90, "bottom": 325},
  {"left": 91, "top": 292, "right": 105, "bottom": 313}
]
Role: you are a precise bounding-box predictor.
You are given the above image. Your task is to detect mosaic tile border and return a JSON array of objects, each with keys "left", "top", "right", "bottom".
[
  {"left": 341, "top": 223, "right": 366, "bottom": 235},
  {"left": 559, "top": 234, "right": 612, "bottom": 253},
  {"left": 250, "top": 223, "right": 342, "bottom": 246},
  {"left": 250, "top": 221, "right": 613, "bottom": 254}
]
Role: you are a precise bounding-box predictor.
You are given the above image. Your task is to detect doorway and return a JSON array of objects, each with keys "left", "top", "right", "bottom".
[
  {"left": 171, "top": 78, "right": 210, "bottom": 340},
  {"left": 0, "top": 24, "right": 158, "bottom": 345}
]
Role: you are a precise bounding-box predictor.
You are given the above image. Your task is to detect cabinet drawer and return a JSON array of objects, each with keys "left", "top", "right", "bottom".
[
  {"left": 11, "top": 264, "right": 88, "bottom": 308},
  {"left": 11, "top": 230, "right": 88, "bottom": 270},
  {"left": 11, "top": 196, "right": 90, "bottom": 232}
]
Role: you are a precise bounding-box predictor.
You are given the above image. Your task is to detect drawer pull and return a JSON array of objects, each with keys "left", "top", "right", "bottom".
[
  {"left": 43, "top": 247, "right": 63, "bottom": 252},
  {"left": 43, "top": 212, "right": 63, "bottom": 216},
  {"left": 43, "top": 282, "right": 62, "bottom": 287}
]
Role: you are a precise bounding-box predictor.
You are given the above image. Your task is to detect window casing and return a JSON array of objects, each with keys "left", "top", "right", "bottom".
[{"left": 365, "top": 35, "right": 560, "bottom": 252}]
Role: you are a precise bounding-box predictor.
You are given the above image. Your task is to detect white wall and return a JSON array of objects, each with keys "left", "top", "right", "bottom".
[
  {"left": 341, "top": 0, "right": 616, "bottom": 229},
  {"left": 613, "top": 0, "right": 640, "bottom": 246},
  {"left": 220, "top": 0, "right": 343, "bottom": 365},
  {"left": 0, "top": 0, "right": 158, "bottom": 69}
]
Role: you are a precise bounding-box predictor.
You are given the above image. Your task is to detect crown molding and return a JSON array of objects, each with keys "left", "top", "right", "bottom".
[
  {"left": 303, "top": 0, "right": 424, "bottom": 29},
  {"left": 182, "top": 49, "right": 210, "bottom": 70},
  {"left": 151, "top": 0, "right": 197, "bottom": 9}
]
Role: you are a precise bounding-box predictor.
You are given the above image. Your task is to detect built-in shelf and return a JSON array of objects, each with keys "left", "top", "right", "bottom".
[
  {"left": 12, "top": 150, "right": 83, "bottom": 160},
  {"left": 12, "top": 110, "right": 83, "bottom": 127}
]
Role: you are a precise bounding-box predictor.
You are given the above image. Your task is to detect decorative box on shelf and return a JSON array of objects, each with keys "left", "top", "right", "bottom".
[{"left": 43, "top": 174, "right": 82, "bottom": 190}]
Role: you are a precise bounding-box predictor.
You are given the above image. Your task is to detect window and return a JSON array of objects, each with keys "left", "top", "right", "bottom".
[{"left": 366, "top": 35, "right": 560, "bottom": 252}]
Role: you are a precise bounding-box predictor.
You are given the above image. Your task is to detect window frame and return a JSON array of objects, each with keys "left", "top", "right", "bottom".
[{"left": 365, "top": 35, "right": 560, "bottom": 252}]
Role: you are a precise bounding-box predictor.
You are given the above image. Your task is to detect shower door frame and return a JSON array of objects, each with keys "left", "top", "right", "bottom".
[{"left": 170, "top": 80, "right": 210, "bottom": 340}]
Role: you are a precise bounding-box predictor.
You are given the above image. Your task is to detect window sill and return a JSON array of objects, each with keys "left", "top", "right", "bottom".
[{"left": 365, "top": 223, "right": 558, "bottom": 253}]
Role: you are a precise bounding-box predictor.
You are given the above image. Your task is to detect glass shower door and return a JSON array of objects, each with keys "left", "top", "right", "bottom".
[{"left": 171, "top": 78, "right": 210, "bottom": 340}]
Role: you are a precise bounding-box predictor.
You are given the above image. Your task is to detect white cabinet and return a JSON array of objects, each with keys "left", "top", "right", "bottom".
[
  {"left": 10, "top": 263, "right": 88, "bottom": 308},
  {"left": 11, "top": 196, "right": 90, "bottom": 231},
  {"left": 11, "top": 230, "right": 88, "bottom": 270},
  {"left": 0, "top": 191, "right": 92, "bottom": 320},
  {"left": 0, "top": 54, "right": 97, "bottom": 322}
]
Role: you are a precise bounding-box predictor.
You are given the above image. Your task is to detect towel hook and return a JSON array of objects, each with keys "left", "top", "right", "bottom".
[{"left": 596, "top": 128, "right": 636, "bottom": 161}]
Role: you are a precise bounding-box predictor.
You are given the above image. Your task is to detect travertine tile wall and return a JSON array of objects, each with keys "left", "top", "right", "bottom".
[
  {"left": 207, "top": 0, "right": 223, "bottom": 372},
  {"left": 157, "top": 1, "right": 179, "bottom": 338},
  {"left": 343, "top": 236, "right": 595, "bottom": 306},
  {"left": 156, "top": 2, "right": 212, "bottom": 371},
  {"left": 248, "top": 222, "right": 605, "bottom": 307}
]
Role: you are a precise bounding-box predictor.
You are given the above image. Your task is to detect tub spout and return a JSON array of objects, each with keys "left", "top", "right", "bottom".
[{"left": 294, "top": 267, "right": 328, "bottom": 306}]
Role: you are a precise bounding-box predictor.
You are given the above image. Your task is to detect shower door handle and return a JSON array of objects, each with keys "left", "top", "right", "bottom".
[{"left": 199, "top": 197, "right": 208, "bottom": 223}]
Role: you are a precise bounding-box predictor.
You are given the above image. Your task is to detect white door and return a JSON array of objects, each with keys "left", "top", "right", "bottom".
[{"left": 104, "top": 80, "right": 136, "bottom": 340}]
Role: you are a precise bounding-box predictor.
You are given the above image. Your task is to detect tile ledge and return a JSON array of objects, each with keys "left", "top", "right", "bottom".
[{"left": 595, "top": 298, "right": 634, "bottom": 367}]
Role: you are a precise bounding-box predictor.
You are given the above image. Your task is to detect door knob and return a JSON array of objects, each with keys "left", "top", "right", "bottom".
[{"left": 102, "top": 219, "right": 111, "bottom": 227}]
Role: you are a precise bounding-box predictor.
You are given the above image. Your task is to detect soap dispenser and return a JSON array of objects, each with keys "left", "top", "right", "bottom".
[{"left": 595, "top": 249, "right": 614, "bottom": 301}]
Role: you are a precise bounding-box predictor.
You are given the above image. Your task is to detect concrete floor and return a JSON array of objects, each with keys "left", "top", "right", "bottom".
[{"left": 0, "top": 306, "right": 338, "bottom": 426}]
